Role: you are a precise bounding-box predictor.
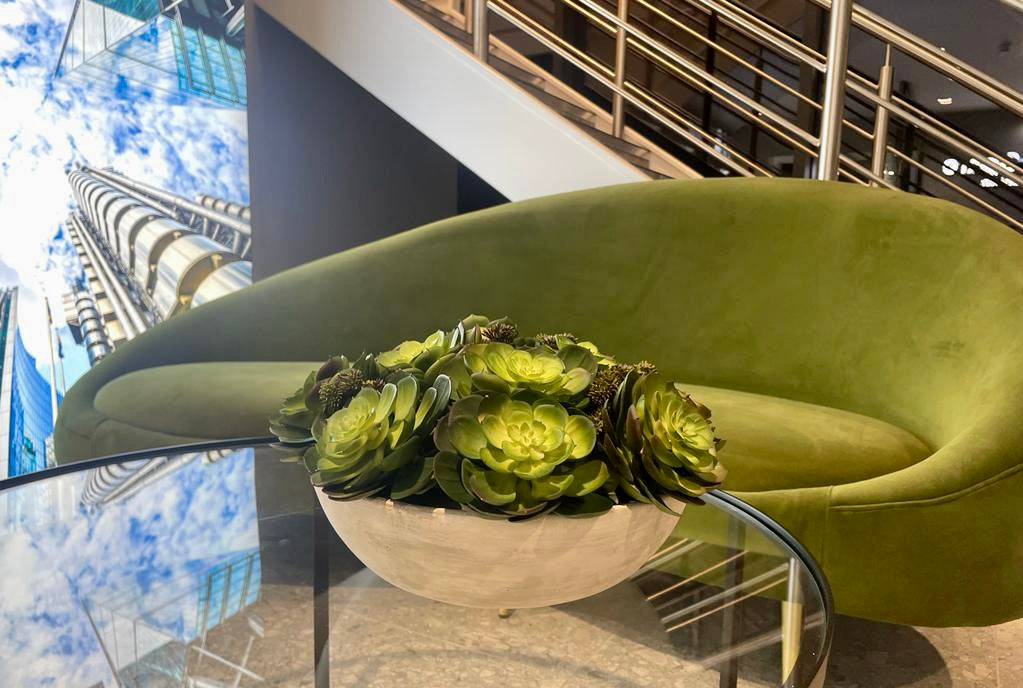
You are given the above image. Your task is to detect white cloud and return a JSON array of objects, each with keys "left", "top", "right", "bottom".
[
  {"left": 0, "top": 0, "right": 249, "bottom": 369},
  {"left": 0, "top": 448, "right": 260, "bottom": 686}
]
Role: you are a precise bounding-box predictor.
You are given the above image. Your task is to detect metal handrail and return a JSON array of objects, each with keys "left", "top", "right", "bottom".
[
  {"left": 487, "top": 0, "right": 762, "bottom": 175},
  {"left": 439, "top": 0, "right": 1023, "bottom": 230},
  {"left": 808, "top": 0, "right": 1023, "bottom": 119}
]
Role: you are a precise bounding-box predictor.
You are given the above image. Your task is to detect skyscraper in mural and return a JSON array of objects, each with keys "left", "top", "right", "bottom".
[
  {"left": 55, "top": 0, "right": 246, "bottom": 108},
  {"left": 64, "top": 166, "right": 252, "bottom": 366},
  {"left": 0, "top": 288, "right": 58, "bottom": 479}
]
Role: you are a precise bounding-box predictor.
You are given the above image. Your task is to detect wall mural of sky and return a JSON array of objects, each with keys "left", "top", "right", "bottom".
[
  {"left": 0, "top": 448, "right": 259, "bottom": 687},
  {"left": 0, "top": 0, "right": 249, "bottom": 375}
]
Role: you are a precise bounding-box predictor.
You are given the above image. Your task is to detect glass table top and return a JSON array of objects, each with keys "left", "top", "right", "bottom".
[{"left": 0, "top": 440, "right": 832, "bottom": 687}]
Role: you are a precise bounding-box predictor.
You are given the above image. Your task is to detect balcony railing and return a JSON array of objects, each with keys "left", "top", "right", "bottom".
[{"left": 410, "top": 0, "right": 1023, "bottom": 232}]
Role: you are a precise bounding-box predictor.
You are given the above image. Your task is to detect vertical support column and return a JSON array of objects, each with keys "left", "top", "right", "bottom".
[
  {"left": 815, "top": 0, "right": 853, "bottom": 181},
  {"left": 794, "top": 4, "right": 826, "bottom": 178},
  {"left": 611, "top": 0, "right": 630, "bottom": 138},
  {"left": 780, "top": 557, "right": 804, "bottom": 683},
  {"left": 472, "top": 0, "right": 489, "bottom": 63},
  {"left": 313, "top": 502, "right": 331, "bottom": 688},
  {"left": 718, "top": 519, "right": 746, "bottom": 688},
  {"left": 870, "top": 44, "right": 894, "bottom": 184}
]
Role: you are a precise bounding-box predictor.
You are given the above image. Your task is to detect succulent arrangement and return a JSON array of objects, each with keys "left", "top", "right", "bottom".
[{"left": 271, "top": 315, "right": 726, "bottom": 519}]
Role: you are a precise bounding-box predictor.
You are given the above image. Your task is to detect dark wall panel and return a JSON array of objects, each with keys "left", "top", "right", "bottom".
[{"left": 246, "top": 4, "right": 471, "bottom": 279}]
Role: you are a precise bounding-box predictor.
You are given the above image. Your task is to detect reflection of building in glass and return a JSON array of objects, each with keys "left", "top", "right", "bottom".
[
  {"left": 0, "top": 288, "right": 58, "bottom": 479},
  {"left": 80, "top": 447, "right": 234, "bottom": 509},
  {"left": 76, "top": 448, "right": 264, "bottom": 684},
  {"left": 86, "top": 549, "right": 263, "bottom": 685},
  {"left": 55, "top": 0, "right": 246, "bottom": 108},
  {"left": 64, "top": 166, "right": 252, "bottom": 366}
]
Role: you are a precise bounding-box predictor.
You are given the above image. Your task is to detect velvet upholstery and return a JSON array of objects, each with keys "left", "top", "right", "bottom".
[{"left": 53, "top": 178, "right": 1023, "bottom": 627}]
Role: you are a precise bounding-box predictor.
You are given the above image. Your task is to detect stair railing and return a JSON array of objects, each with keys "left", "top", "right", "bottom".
[{"left": 442, "top": 0, "right": 1023, "bottom": 231}]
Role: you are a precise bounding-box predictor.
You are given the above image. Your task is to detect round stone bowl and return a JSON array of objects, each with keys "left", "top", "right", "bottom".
[{"left": 316, "top": 491, "right": 682, "bottom": 609}]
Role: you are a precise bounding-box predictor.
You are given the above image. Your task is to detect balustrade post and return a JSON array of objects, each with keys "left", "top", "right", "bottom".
[
  {"left": 815, "top": 0, "right": 853, "bottom": 181},
  {"left": 611, "top": 0, "right": 630, "bottom": 138},
  {"left": 472, "top": 0, "right": 488, "bottom": 63},
  {"left": 870, "top": 44, "right": 894, "bottom": 185}
]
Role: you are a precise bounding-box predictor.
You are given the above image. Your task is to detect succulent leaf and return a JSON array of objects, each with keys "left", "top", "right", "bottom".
[{"left": 272, "top": 313, "right": 727, "bottom": 521}]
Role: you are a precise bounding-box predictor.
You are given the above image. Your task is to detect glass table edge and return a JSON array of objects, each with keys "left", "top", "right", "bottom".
[{"left": 3, "top": 436, "right": 835, "bottom": 685}]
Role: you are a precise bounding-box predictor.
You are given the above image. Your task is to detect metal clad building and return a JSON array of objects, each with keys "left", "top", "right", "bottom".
[{"left": 64, "top": 166, "right": 252, "bottom": 366}]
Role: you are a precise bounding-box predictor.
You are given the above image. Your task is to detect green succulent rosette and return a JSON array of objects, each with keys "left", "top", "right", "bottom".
[
  {"left": 271, "top": 313, "right": 729, "bottom": 521},
  {"left": 307, "top": 374, "right": 452, "bottom": 501},
  {"left": 432, "top": 393, "right": 611, "bottom": 518},
  {"left": 601, "top": 371, "right": 726, "bottom": 514},
  {"left": 462, "top": 342, "right": 594, "bottom": 401},
  {"left": 376, "top": 328, "right": 462, "bottom": 373}
]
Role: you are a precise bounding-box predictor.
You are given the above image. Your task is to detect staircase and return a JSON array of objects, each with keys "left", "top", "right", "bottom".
[
  {"left": 399, "top": 0, "right": 697, "bottom": 179},
  {"left": 395, "top": 0, "right": 1023, "bottom": 232}
]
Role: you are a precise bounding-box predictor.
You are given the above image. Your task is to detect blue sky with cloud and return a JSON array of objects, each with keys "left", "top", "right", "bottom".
[
  {"left": 0, "top": 448, "right": 259, "bottom": 686},
  {"left": 0, "top": 0, "right": 249, "bottom": 377}
]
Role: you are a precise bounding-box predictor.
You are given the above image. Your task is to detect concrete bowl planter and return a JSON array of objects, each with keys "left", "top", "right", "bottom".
[{"left": 316, "top": 490, "right": 683, "bottom": 609}]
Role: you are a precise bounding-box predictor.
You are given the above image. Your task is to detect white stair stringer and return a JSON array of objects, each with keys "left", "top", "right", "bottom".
[{"left": 254, "top": 0, "right": 657, "bottom": 201}]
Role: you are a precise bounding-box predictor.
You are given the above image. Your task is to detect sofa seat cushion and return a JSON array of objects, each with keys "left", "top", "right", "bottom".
[
  {"left": 93, "top": 363, "right": 930, "bottom": 493},
  {"left": 680, "top": 384, "right": 931, "bottom": 493},
  {"left": 94, "top": 361, "right": 321, "bottom": 444}
]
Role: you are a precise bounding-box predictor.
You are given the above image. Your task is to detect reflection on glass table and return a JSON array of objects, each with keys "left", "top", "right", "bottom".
[{"left": 0, "top": 440, "right": 832, "bottom": 687}]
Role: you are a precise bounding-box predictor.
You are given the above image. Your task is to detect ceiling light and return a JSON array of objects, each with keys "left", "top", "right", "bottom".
[
  {"left": 941, "top": 158, "right": 960, "bottom": 176},
  {"left": 884, "top": 169, "right": 896, "bottom": 176},
  {"left": 1008, "top": 151, "right": 1021, "bottom": 162},
  {"left": 937, "top": 97, "right": 953, "bottom": 105}
]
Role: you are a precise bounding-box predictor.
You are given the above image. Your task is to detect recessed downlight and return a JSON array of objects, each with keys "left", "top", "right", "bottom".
[{"left": 937, "top": 97, "right": 953, "bottom": 105}]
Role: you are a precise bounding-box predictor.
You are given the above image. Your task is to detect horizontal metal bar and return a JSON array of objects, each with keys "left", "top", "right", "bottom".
[
  {"left": 887, "top": 147, "right": 1023, "bottom": 231},
  {"left": 845, "top": 81, "right": 1023, "bottom": 189},
  {"left": 837, "top": 167, "right": 870, "bottom": 186},
  {"left": 634, "top": 539, "right": 705, "bottom": 578},
  {"left": 666, "top": 575, "right": 788, "bottom": 633},
  {"left": 573, "top": 0, "right": 819, "bottom": 148},
  {"left": 488, "top": 0, "right": 760, "bottom": 176},
  {"left": 807, "top": 0, "right": 1023, "bottom": 119},
  {"left": 883, "top": 89, "right": 1023, "bottom": 185},
  {"left": 646, "top": 537, "right": 696, "bottom": 561},
  {"left": 625, "top": 38, "right": 819, "bottom": 156},
  {"left": 649, "top": 551, "right": 747, "bottom": 605},
  {"left": 624, "top": 82, "right": 770, "bottom": 175},
  {"left": 688, "top": 0, "right": 825, "bottom": 72},
  {"left": 660, "top": 563, "right": 789, "bottom": 626},
  {"left": 561, "top": 0, "right": 615, "bottom": 33},
  {"left": 489, "top": 1, "right": 611, "bottom": 77},
  {"left": 632, "top": 0, "right": 819, "bottom": 112},
  {"left": 564, "top": 0, "right": 874, "bottom": 150},
  {"left": 698, "top": 612, "right": 825, "bottom": 668},
  {"left": 839, "top": 152, "right": 896, "bottom": 189}
]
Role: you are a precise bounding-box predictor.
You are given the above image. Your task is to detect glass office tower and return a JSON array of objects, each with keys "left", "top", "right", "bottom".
[
  {"left": 55, "top": 0, "right": 246, "bottom": 108},
  {"left": 64, "top": 166, "right": 252, "bottom": 367},
  {"left": 0, "top": 289, "right": 57, "bottom": 479}
]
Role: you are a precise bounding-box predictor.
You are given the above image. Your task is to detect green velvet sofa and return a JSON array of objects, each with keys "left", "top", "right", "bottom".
[{"left": 54, "top": 178, "right": 1023, "bottom": 628}]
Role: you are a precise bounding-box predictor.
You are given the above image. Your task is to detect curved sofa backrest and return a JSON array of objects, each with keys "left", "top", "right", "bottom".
[
  {"left": 323, "top": 177, "right": 1023, "bottom": 448},
  {"left": 66, "top": 178, "right": 1023, "bottom": 452}
]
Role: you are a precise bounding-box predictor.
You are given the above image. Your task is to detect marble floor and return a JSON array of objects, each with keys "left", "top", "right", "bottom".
[
  {"left": 186, "top": 573, "right": 1021, "bottom": 687},
  {"left": 825, "top": 615, "right": 1023, "bottom": 688}
]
